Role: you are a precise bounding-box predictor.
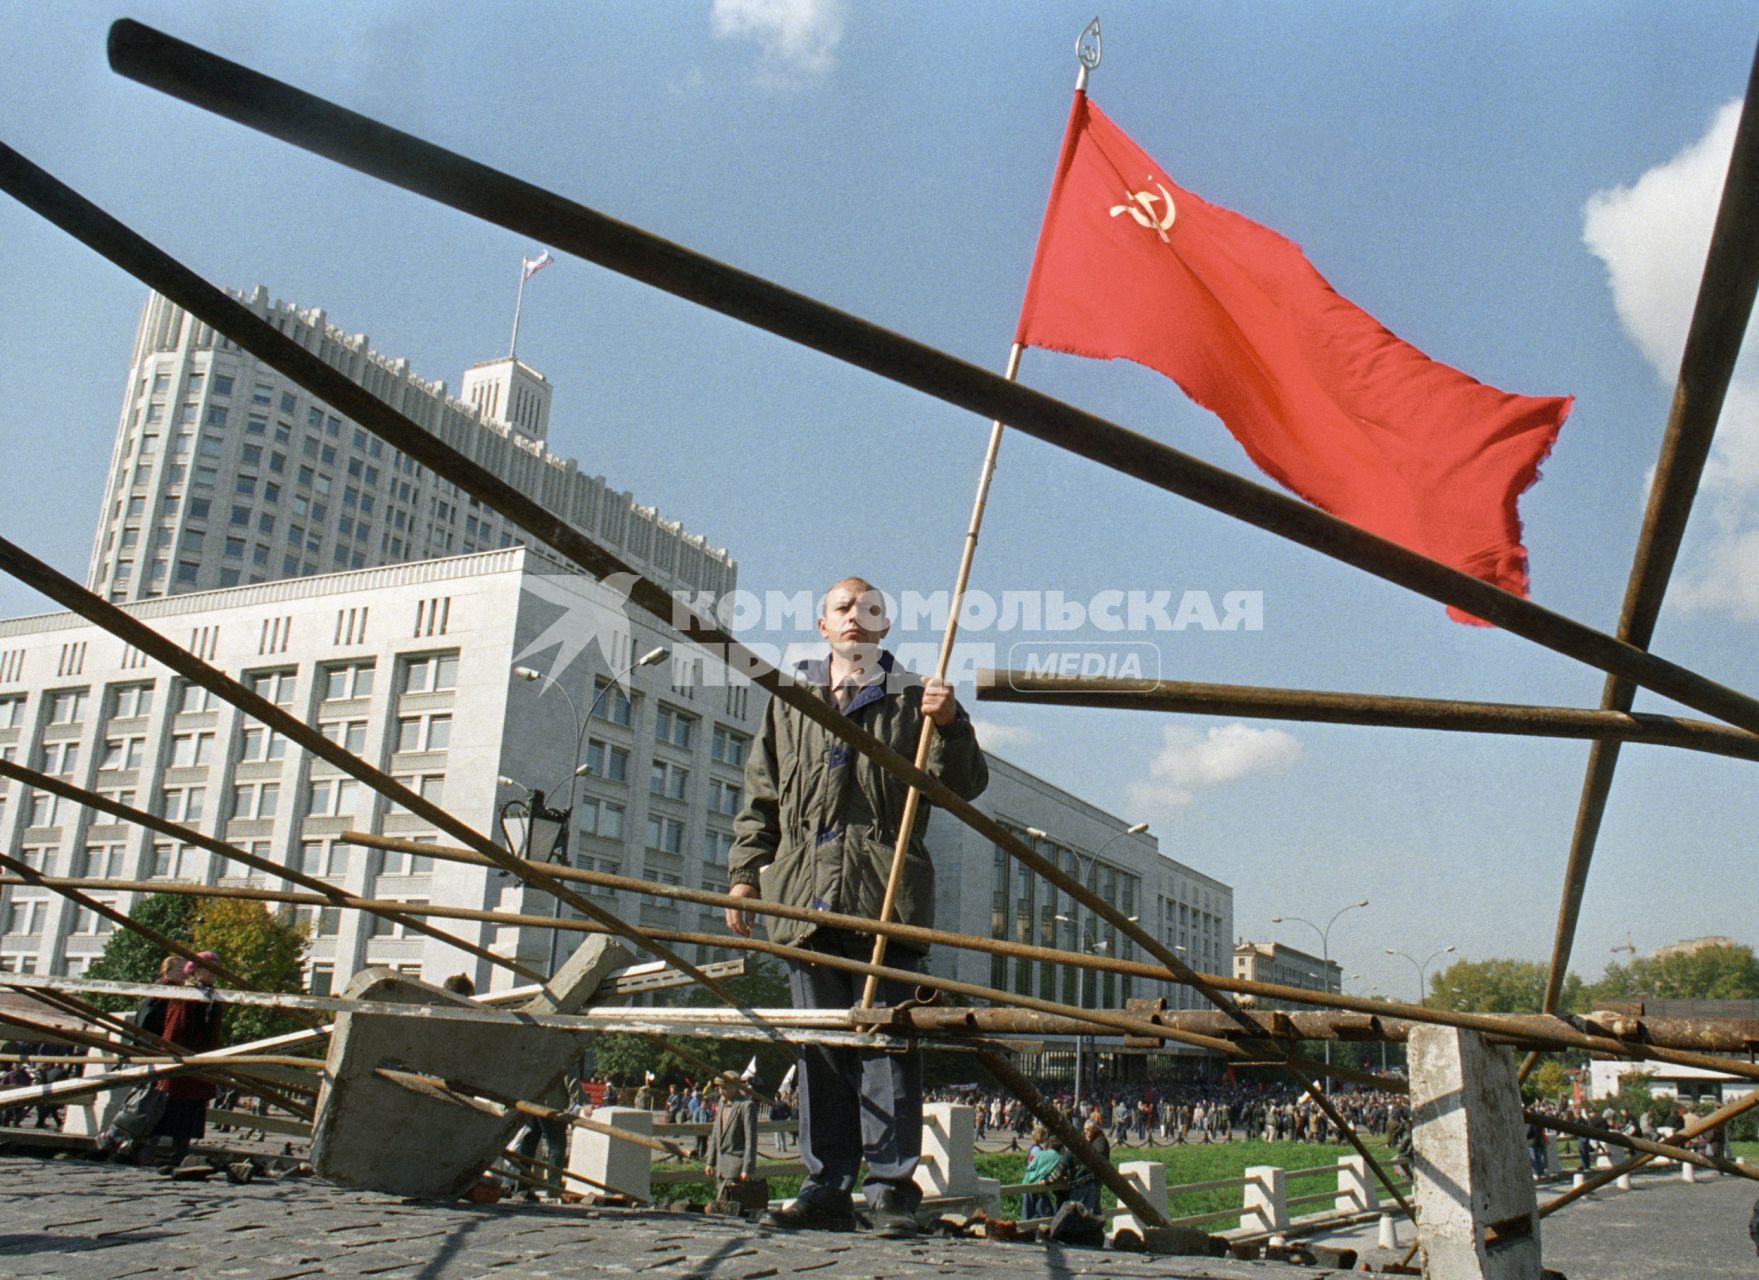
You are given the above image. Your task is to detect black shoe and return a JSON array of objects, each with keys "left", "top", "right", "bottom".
[
  {"left": 761, "top": 1193, "right": 856, "bottom": 1233},
  {"left": 864, "top": 1189, "right": 920, "bottom": 1239}
]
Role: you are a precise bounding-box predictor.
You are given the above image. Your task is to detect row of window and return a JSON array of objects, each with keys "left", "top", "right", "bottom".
[
  {"left": 0, "top": 654, "right": 459, "bottom": 739},
  {"left": 17, "top": 768, "right": 445, "bottom": 829}
]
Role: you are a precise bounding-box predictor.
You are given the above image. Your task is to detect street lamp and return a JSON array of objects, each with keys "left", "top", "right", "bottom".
[
  {"left": 1054, "top": 911, "right": 1138, "bottom": 1120},
  {"left": 1270, "top": 899, "right": 1370, "bottom": 1088},
  {"left": 508, "top": 645, "right": 669, "bottom": 973},
  {"left": 498, "top": 785, "right": 570, "bottom": 866},
  {"left": 513, "top": 644, "right": 669, "bottom": 817},
  {"left": 1386, "top": 945, "right": 1456, "bottom": 1006},
  {"left": 1042, "top": 819, "right": 1148, "bottom": 1114}
]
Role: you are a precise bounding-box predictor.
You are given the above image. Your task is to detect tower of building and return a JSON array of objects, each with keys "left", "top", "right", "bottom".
[{"left": 87, "top": 288, "right": 733, "bottom": 605}]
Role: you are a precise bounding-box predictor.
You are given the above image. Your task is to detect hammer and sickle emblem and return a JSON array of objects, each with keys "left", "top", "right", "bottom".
[{"left": 1110, "top": 180, "right": 1177, "bottom": 243}]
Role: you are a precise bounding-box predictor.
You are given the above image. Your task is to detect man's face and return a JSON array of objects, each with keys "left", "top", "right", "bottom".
[{"left": 817, "top": 581, "right": 889, "bottom": 663}]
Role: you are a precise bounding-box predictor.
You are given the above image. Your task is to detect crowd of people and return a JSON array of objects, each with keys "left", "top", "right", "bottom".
[
  {"left": 933, "top": 1077, "right": 1412, "bottom": 1151},
  {"left": 1524, "top": 1098, "right": 1730, "bottom": 1175},
  {"left": 0, "top": 1056, "right": 76, "bottom": 1130}
]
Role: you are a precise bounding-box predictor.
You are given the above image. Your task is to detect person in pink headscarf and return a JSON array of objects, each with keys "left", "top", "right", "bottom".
[{"left": 149, "top": 951, "right": 224, "bottom": 1167}]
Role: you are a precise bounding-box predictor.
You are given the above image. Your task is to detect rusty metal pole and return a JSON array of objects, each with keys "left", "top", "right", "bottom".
[
  {"left": 1524, "top": 1107, "right": 1757, "bottom": 1181},
  {"left": 1536, "top": 38, "right": 1759, "bottom": 1039},
  {"left": 975, "top": 671, "right": 1759, "bottom": 763}
]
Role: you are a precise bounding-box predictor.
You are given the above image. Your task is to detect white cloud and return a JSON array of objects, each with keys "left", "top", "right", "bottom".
[
  {"left": 1583, "top": 99, "right": 1759, "bottom": 619},
  {"left": 711, "top": 0, "right": 846, "bottom": 88},
  {"left": 969, "top": 719, "right": 1038, "bottom": 752},
  {"left": 1126, "top": 723, "right": 1301, "bottom": 813}
]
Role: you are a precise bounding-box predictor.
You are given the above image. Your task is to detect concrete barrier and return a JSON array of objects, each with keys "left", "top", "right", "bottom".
[
  {"left": 1109, "top": 1159, "right": 1168, "bottom": 1240},
  {"left": 1241, "top": 1164, "right": 1287, "bottom": 1235},
  {"left": 570, "top": 1105, "right": 653, "bottom": 1201},
  {"left": 914, "top": 1103, "right": 975, "bottom": 1200},
  {"left": 1335, "top": 1154, "right": 1377, "bottom": 1215}
]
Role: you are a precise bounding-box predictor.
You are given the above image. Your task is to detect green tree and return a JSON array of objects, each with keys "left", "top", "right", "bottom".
[
  {"left": 1522, "top": 1058, "right": 1571, "bottom": 1103},
  {"left": 191, "top": 900, "right": 309, "bottom": 1044},
  {"left": 1428, "top": 958, "right": 1584, "bottom": 1014},
  {"left": 77, "top": 892, "right": 308, "bottom": 1044},
  {"left": 1585, "top": 942, "right": 1759, "bottom": 1005},
  {"left": 84, "top": 892, "right": 199, "bottom": 1012}
]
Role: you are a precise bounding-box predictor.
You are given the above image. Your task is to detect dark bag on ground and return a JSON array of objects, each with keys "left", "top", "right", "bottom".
[
  {"left": 107, "top": 1083, "right": 167, "bottom": 1145},
  {"left": 708, "top": 1176, "right": 770, "bottom": 1217}
]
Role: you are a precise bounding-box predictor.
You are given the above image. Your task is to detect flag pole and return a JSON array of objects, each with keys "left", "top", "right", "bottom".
[
  {"left": 508, "top": 257, "right": 528, "bottom": 359},
  {"left": 860, "top": 18, "right": 1102, "bottom": 1010}
]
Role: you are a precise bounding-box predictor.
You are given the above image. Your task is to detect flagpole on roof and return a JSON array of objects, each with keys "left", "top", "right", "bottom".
[
  {"left": 508, "top": 255, "right": 528, "bottom": 359},
  {"left": 509, "top": 249, "right": 554, "bottom": 360},
  {"left": 858, "top": 18, "right": 1102, "bottom": 1010}
]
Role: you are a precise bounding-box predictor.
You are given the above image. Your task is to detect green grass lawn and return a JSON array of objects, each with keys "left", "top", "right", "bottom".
[
  {"left": 976, "top": 1139, "right": 1399, "bottom": 1220},
  {"left": 643, "top": 1138, "right": 1401, "bottom": 1221}
]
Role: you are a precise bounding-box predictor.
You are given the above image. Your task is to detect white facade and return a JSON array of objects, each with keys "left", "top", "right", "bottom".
[
  {"left": 0, "top": 548, "right": 760, "bottom": 993},
  {"left": 930, "top": 756, "right": 1234, "bottom": 1012},
  {"left": 87, "top": 289, "right": 735, "bottom": 606},
  {"left": 1232, "top": 940, "right": 1344, "bottom": 1009}
]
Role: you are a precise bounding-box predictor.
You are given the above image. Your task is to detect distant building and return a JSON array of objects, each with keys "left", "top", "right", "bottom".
[
  {"left": 87, "top": 289, "right": 735, "bottom": 605},
  {"left": 1232, "top": 940, "right": 1342, "bottom": 1009},
  {"left": 1650, "top": 936, "right": 1739, "bottom": 961},
  {"left": 0, "top": 548, "right": 758, "bottom": 992}
]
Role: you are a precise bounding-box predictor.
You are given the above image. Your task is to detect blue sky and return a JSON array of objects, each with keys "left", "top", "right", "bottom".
[{"left": 2, "top": 2, "right": 1756, "bottom": 1002}]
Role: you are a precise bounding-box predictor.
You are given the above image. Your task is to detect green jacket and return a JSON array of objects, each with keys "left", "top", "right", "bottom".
[{"left": 729, "top": 651, "right": 988, "bottom": 950}]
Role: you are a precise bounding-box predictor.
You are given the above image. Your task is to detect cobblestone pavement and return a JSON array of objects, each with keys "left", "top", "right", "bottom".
[
  {"left": 2, "top": 1152, "right": 1753, "bottom": 1278},
  {"left": 0, "top": 1153, "right": 1342, "bottom": 1280}
]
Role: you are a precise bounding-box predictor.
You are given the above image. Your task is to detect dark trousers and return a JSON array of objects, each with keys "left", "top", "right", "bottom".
[{"left": 787, "top": 929, "right": 922, "bottom": 1205}]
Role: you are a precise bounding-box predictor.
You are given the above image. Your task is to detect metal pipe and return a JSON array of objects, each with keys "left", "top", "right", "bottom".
[
  {"left": 0, "top": 539, "right": 734, "bottom": 1010},
  {"left": 342, "top": 832, "right": 1729, "bottom": 1060},
  {"left": 975, "top": 671, "right": 1759, "bottom": 763}
]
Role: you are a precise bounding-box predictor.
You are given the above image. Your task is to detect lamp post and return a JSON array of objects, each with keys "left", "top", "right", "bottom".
[
  {"left": 1270, "top": 898, "right": 1369, "bottom": 1088},
  {"left": 508, "top": 646, "right": 669, "bottom": 974},
  {"left": 1036, "top": 820, "right": 1147, "bottom": 1117},
  {"left": 1385, "top": 944, "right": 1456, "bottom": 1006},
  {"left": 1052, "top": 914, "right": 1138, "bottom": 1121}
]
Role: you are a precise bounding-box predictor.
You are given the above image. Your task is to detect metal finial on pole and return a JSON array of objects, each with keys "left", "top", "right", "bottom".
[{"left": 1075, "top": 17, "right": 1102, "bottom": 92}]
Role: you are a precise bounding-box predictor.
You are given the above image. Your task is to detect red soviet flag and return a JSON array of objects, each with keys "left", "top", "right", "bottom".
[{"left": 1015, "top": 96, "right": 1572, "bottom": 623}]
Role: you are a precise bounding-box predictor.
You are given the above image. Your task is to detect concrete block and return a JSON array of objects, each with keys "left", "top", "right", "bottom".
[
  {"left": 1544, "top": 1134, "right": 1560, "bottom": 1177},
  {"left": 1336, "top": 1153, "right": 1378, "bottom": 1215},
  {"left": 975, "top": 1175, "right": 1001, "bottom": 1218},
  {"left": 1241, "top": 1164, "right": 1287, "bottom": 1235},
  {"left": 568, "top": 1105, "right": 652, "bottom": 1201},
  {"left": 1408, "top": 1025, "right": 1542, "bottom": 1280},
  {"left": 61, "top": 1046, "right": 117, "bottom": 1138},
  {"left": 1615, "top": 1171, "right": 1632, "bottom": 1191},
  {"left": 1109, "top": 1159, "right": 1167, "bottom": 1239},
  {"left": 1681, "top": 1160, "right": 1697, "bottom": 1183},
  {"left": 310, "top": 933, "right": 632, "bottom": 1199},
  {"left": 914, "top": 1102, "right": 975, "bottom": 1199}
]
